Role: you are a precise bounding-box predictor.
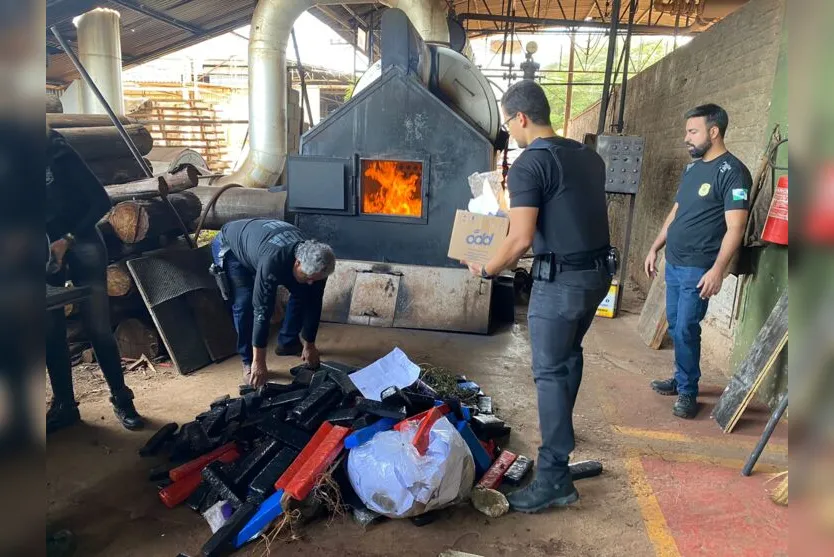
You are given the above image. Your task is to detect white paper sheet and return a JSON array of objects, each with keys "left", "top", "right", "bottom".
[{"left": 348, "top": 347, "right": 420, "bottom": 401}]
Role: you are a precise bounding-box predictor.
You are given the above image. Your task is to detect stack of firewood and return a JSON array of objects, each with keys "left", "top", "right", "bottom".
[{"left": 50, "top": 114, "right": 204, "bottom": 366}]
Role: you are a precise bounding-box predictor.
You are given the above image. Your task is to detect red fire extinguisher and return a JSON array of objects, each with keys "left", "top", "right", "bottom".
[{"left": 762, "top": 175, "right": 789, "bottom": 245}]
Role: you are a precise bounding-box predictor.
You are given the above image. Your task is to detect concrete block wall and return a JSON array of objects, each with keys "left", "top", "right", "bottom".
[{"left": 568, "top": 0, "right": 785, "bottom": 369}]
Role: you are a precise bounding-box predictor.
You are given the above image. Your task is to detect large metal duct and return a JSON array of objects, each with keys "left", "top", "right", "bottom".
[
  {"left": 75, "top": 8, "right": 124, "bottom": 115},
  {"left": 215, "top": 0, "right": 451, "bottom": 189}
]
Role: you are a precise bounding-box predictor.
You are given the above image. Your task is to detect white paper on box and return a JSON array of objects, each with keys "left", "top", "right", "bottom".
[{"left": 348, "top": 347, "right": 421, "bottom": 401}]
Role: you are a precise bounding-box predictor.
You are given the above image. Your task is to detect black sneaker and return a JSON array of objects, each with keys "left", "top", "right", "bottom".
[
  {"left": 506, "top": 477, "right": 579, "bottom": 513},
  {"left": 651, "top": 377, "right": 678, "bottom": 396},
  {"left": 673, "top": 393, "right": 698, "bottom": 419},
  {"left": 46, "top": 400, "right": 81, "bottom": 434},
  {"left": 274, "top": 340, "right": 303, "bottom": 357},
  {"left": 110, "top": 387, "right": 145, "bottom": 431}
]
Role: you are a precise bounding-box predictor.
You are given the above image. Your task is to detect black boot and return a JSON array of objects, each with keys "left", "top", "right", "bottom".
[
  {"left": 46, "top": 400, "right": 81, "bottom": 434},
  {"left": 274, "top": 340, "right": 303, "bottom": 356},
  {"left": 673, "top": 393, "right": 698, "bottom": 419},
  {"left": 110, "top": 387, "right": 145, "bottom": 431},
  {"left": 506, "top": 477, "right": 579, "bottom": 513},
  {"left": 651, "top": 377, "right": 678, "bottom": 396}
]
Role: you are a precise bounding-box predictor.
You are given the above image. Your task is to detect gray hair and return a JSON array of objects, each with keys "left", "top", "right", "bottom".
[{"left": 296, "top": 240, "right": 336, "bottom": 277}]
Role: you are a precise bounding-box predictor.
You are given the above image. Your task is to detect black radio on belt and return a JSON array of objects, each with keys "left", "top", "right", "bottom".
[{"left": 531, "top": 247, "right": 619, "bottom": 281}]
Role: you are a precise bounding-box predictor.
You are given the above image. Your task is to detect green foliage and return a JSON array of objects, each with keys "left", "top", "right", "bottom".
[{"left": 540, "top": 36, "right": 675, "bottom": 133}]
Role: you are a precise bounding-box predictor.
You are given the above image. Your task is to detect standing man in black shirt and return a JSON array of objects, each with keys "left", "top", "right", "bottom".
[
  {"left": 211, "top": 219, "right": 336, "bottom": 387},
  {"left": 466, "top": 80, "right": 613, "bottom": 513},
  {"left": 644, "top": 104, "right": 751, "bottom": 419}
]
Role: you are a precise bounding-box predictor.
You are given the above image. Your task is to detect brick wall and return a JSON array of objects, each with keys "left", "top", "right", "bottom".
[{"left": 568, "top": 0, "right": 785, "bottom": 368}]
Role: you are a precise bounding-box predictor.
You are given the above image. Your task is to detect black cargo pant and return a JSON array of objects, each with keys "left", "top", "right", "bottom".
[
  {"left": 527, "top": 267, "right": 611, "bottom": 484},
  {"left": 45, "top": 229, "right": 126, "bottom": 403}
]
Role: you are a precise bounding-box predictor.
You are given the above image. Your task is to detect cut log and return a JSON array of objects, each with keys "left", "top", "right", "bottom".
[
  {"left": 191, "top": 186, "right": 286, "bottom": 229},
  {"left": 81, "top": 348, "right": 97, "bottom": 364},
  {"left": 46, "top": 95, "right": 63, "bottom": 114},
  {"left": 56, "top": 125, "right": 153, "bottom": 162},
  {"left": 115, "top": 318, "right": 161, "bottom": 360},
  {"left": 47, "top": 114, "right": 136, "bottom": 128},
  {"left": 87, "top": 157, "right": 151, "bottom": 185},
  {"left": 107, "top": 262, "right": 135, "bottom": 297},
  {"left": 108, "top": 191, "right": 202, "bottom": 244},
  {"left": 105, "top": 165, "right": 199, "bottom": 203}
]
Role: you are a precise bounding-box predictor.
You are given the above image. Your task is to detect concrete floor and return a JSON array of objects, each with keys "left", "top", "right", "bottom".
[{"left": 46, "top": 292, "right": 788, "bottom": 557}]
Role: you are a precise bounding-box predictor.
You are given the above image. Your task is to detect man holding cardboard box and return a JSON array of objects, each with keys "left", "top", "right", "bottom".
[{"left": 464, "top": 80, "right": 614, "bottom": 513}]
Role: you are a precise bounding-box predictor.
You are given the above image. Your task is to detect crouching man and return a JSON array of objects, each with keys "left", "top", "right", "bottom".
[{"left": 211, "top": 218, "right": 336, "bottom": 386}]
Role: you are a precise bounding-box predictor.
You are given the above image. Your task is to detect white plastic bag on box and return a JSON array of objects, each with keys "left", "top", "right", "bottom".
[
  {"left": 467, "top": 170, "right": 508, "bottom": 215},
  {"left": 347, "top": 418, "right": 475, "bottom": 518}
]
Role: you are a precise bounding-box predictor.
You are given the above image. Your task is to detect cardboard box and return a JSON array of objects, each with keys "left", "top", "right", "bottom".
[{"left": 448, "top": 210, "right": 509, "bottom": 266}]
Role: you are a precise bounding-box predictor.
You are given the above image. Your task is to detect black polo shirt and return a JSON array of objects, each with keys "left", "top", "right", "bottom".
[{"left": 666, "top": 152, "right": 752, "bottom": 269}]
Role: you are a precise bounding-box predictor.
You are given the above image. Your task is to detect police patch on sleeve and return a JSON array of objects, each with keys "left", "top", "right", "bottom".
[{"left": 732, "top": 188, "right": 748, "bottom": 201}]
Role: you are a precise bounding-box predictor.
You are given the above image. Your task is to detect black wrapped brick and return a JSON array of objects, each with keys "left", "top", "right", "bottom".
[
  {"left": 202, "top": 461, "right": 243, "bottom": 509},
  {"left": 210, "top": 394, "right": 231, "bottom": 408},
  {"left": 325, "top": 407, "right": 359, "bottom": 426},
  {"left": 186, "top": 481, "right": 211, "bottom": 512},
  {"left": 242, "top": 392, "right": 262, "bottom": 414},
  {"left": 239, "top": 385, "right": 256, "bottom": 396},
  {"left": 356, "top": 398, "right": 407, "bottom": 421},
  {"left": 199, "top": 502, "right": 258, "bottom": 557},
  {"left": 290, "top": 382, "right": 338, "bottom": 422},
  {"left": 257, "top": 419, "right": 313, "bottom": 451},
  {"left": 309, "top": 370, "right": 328, "bottom": 391},
  {"left": 247, "top": 447, "right": 299, "bottom": 503},
  {"left": 350, "top": 414, "right": 380, "bottom": 430},
  {"left": 139, "top": 422, "right": 178, "bottom": 457},
  {"left": 259, "top": 389, "right": 309, "bottom": 412},
  {"left": 200, "top": 406, "right": 227, "bottom": 438},
  {"left": 148, "top": 461, "right": 177, "bottom": 482},
  {"left": 298, "top": 389, "right": 342, "bottom": 431},
  {"left": 225, "top": 398, "right": 244, "bottom": 423},
  {"left": 503, "top": 454, "right": 533, "bottom": 486},
  {"left": 259, "top": 382, "right": 298, "bottom": 398},
  {"left": 404, "top": 392, "right": 437, "bottom": 414},
  {"left": 326, "top": 367, "right": 360, "bottom": 398},
  {"left": 229, "top": 439, "right": 280, "bottom": 489}
]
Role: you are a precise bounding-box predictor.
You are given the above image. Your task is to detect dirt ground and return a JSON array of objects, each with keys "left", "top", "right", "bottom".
[{"left": 45, "top": 288, "right": 788, "bottom": 557}]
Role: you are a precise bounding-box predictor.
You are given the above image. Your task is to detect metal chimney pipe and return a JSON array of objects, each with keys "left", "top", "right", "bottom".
[
  {"left": 216, "top": 0, "right": 451, "bottom": 189},
  {"left": 75, "top": 8, "right": 125, "bottom": 116}
]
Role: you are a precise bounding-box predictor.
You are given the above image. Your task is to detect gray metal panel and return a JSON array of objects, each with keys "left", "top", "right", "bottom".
[
  {"left": 597, "top": 135, "right": 645, "bottom": 194},
  {"left": 287, "top": 156, "right": 350, "bottom": 212},
  {"left": 322, "top": 260, "right": 492, "bottom": 334}
]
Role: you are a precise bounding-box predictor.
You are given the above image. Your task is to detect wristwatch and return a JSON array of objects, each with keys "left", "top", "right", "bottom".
[
  {"left": 480, "top": 265, "right": 493, "bottom": 279},
  {"left": 62, "top": 233, "right": 76, "bottom": 248}
]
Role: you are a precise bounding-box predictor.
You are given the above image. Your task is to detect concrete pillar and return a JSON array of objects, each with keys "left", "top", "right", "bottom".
[{"left": 75, "top": 8, "right": 124, "bottom": 115}]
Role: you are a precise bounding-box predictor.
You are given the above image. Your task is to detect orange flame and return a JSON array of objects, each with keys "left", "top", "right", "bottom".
[{"left": 362, "top": 160, "right": 423, "bottom": 217}]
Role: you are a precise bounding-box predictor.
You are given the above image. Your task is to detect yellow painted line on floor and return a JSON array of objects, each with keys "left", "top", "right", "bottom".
[
  {"left": 614, "top": 425, "right": 789, "bottom": 456},
  {"left": 624, "top": 449, "right": 681, "bottom": 557}
]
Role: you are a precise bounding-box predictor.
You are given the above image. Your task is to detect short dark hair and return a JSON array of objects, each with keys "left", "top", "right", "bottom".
[
  {"left": 685, "top": 104, "right": 729, "bottom": 137},
  {"left": 501, "top": 80, "right": 551, "bottom": 126}
]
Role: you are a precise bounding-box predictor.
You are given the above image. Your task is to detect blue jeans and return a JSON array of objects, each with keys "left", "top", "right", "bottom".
[
  {"left": 665, "top": 263, "right": 710, "bottom": 396},
  {"left": 527, "top": 268, "right": 612, "bottom": 484},
  {"left": 211, "top": 237, "right": 310, "bottom": 365}
]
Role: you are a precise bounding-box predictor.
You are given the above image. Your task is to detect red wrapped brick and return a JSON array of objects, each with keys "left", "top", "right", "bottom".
[{"left": 476, "top": 450, "right": 517, "bottom": 490}]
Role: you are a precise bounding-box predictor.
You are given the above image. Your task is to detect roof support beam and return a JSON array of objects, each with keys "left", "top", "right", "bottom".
[{"left": 108, "top": 0, "right": 203, "bottom": 35}]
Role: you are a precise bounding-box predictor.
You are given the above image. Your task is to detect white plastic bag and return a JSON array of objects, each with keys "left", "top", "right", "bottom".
[
  {"left": 347, "top": 418, "right": 475, "bottom": 518},
  {"left": 467, "top": 170, "right": 508, "bottom": 216}
]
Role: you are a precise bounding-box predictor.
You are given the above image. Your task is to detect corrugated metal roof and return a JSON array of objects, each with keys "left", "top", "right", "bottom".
[{"left": 47, "top": 0, "right": 741, "bottom": 85}]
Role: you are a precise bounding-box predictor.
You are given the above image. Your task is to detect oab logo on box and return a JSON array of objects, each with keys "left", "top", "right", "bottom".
[{"left": 466, "top": 229, "right": 495, "bottom": 245}]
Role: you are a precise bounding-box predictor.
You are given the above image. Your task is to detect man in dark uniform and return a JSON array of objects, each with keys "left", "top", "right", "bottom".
[
  {"left": 645, "top": 104, "right": 751, "bottom": 419},
  {"left": 211, "top": 219, "right": 336, "bottom": 387},
  {"left": 466, "top": 80, "right": 613, "bottom": 513}
]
